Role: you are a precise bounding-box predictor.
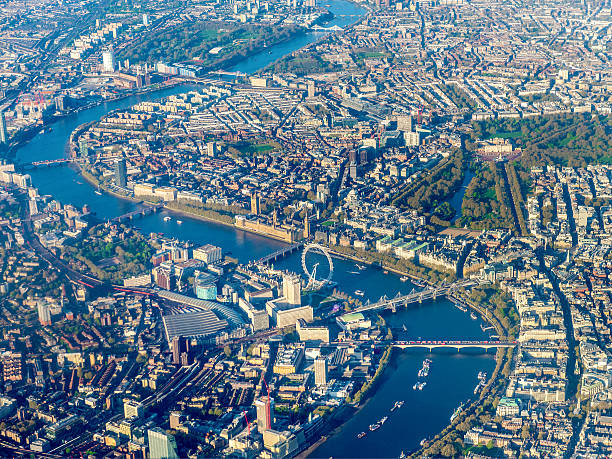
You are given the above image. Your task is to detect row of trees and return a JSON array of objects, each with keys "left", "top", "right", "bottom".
[
  {"left": 350, "top": 346, "right": 393, "bottom": 404},
  {"left": 166, "top": 199, "right": 248, "bottom": 225},
  {"left": 442, "top": 83, "right": 477, "bottom": 110},
  {"left": 505, "top": 163, "right": 528, "bottom": 235},
  {"left": 330, "top": 244, "right": 456, "bottom": 284}
]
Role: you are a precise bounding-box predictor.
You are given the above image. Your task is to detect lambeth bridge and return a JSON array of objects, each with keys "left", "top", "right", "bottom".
[{"left": 111, "top": 203, "right": 164, "bottom": 224}]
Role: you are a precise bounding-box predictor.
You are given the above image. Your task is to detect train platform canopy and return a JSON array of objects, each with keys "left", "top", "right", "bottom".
[{"left": 162, "top": 310, "right": 228, "bottom": 342}]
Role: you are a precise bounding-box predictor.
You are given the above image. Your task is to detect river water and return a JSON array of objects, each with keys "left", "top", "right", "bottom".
[
  {"left": 14, "top": 3, "right": 495, "bottom": 456},
  {"left": 449, "top": 169, "right": 475, "bottom": 224}
]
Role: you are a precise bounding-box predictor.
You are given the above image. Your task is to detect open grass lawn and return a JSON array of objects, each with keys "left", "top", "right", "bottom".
[{"left": 229, "top": 140, "right": 281, "bottom": 156}]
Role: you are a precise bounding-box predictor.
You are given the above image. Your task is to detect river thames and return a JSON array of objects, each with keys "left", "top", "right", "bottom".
[{"left": 14, "top": 2, "right": 497, "bottom": 455}]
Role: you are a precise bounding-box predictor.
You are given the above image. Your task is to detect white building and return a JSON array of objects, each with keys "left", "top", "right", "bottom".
[
  {"left": 193, "top": 244, "right": 222, "bottom": 264},
  {"left": 102, "top": 48, "right": 115, "bottom": 72}
]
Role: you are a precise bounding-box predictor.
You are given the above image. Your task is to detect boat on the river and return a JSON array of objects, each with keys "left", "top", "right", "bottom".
[
  {"left": 94, "top": 190, "right": 102, "bottom": 196},
  {"left": 369, "top": 423, "right": 380, "bottom": 431},
  {"left": 450, "top": 402, "right": 464, "bottom": 422},
  {"left": 349, "top": 270, "right": 360, "bottom": 275},
  {"left": 400, "top": 276, "right": 409, "bottom": 282},
  {"left": 177, "top": 220, "right": 183, "bottom": 225},
  {"left": 380, "top": 416, "right": 388, "bottom": 425},
  {"left": 357, "top": 432, "right": 366, "bottom": 439},
  {"left": 418, "top": 381, "right": 426, "bottom": 390},
  {"left": 470, "top": 312, "right": 477, "bottom": 320},
  {"left": 390, "top": 400, "right": 404, "bottom": 412},
  {"left": 418, "top": 359, "right": 431, "bottom": 378},
  {"left": 354, "top": 289, "right": 364, "bottom": 296},
  {"left": 163, "top": 216, "right": 171, "bottom": 222},
  {"left": 356, "top": 263, "right": 366, "bottom": 270}
]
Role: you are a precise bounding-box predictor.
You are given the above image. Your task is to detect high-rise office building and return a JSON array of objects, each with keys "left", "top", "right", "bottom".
[
  {"left": 123, "top": 399, "right": 144, "bottom": 419},
  {"left": 282, "top": 274, "right": 301, "bottom": 306},
  {"left": 102, "top": 49, "right": 116, "bottom": 72},
  {"left": 250, "top": 192, "right": 261, "bottom": 215},
  {"left": 171, "top": 336, "right": 192, "bottom": 366},
  {"left": 206, "top": 141, "right": 217, "bottom": 157},
  {"left": 314, "top": 356, "right": 328, "bottom": 386},
  {"left": 114, "top": 158, "right": 127, "bottom": 187},
  {"left": 148, "top": 428, "right": 179, "bottom": 459},
  {"left": 194, "top": 272, "right": 218, "bottom": 300},
  {"left": 0, "top": 111, "right": 7, "bottom": 144},
  {"left": 154, "top": 266, "right": 175, "bottom": 290},
  {"left": 142, "top": 13, "right": 150, "bottom": 26},
  {"left": 397, "top": 114, "right": 412, "bottom": 132},
  {"left": 255, "top": 397, "right": 274, "bottom": 431},
  {"left": 307, "top": 80, "right": 316, "bottom": 98},
  {"left": 55, "top": 95, "right": 66, "bottom": 111},
  {"left": 29, "top": 198, "right": 39, "bottom": 216},
  {"left": 37, "top": 302, "right": 51, "bottom": 326}
]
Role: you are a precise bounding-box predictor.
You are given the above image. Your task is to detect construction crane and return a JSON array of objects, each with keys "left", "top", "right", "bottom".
[
  {"left": 263, "top": 378, "right": 271, "bottom": 429},
  {"left": 243, "top": 411, "right": 251, "bottom": 436}
]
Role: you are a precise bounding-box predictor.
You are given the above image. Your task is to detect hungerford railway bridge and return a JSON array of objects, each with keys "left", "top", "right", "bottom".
[{"left": 352, "top": 279, "right": 478, "bottom": 313}]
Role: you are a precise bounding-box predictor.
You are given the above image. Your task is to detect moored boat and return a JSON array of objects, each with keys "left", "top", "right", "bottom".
[{"left": 450, "top": 402, "right": 464, "bottom": 422}]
